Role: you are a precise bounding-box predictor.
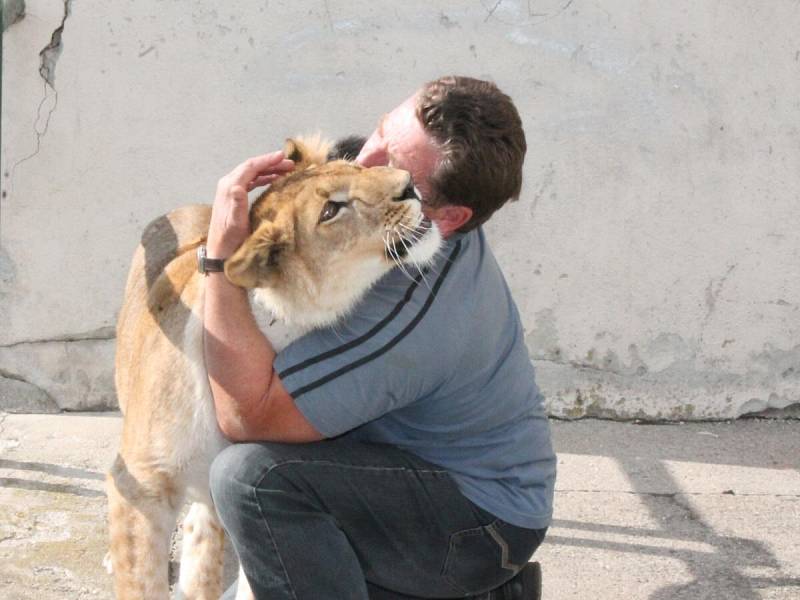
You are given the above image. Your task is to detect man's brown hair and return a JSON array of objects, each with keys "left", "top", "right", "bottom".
[{"left": 416, "top": 76, "right": 527, "bottom": 232}]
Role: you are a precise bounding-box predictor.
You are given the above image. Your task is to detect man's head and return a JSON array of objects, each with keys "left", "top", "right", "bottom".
[{"left": 356, "top": 76, "right": 527, "bottom": 235}]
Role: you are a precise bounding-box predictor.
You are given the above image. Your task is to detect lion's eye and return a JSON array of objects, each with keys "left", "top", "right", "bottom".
[{"left": 319, "top": 201, "right": 346, "bottom": 223}]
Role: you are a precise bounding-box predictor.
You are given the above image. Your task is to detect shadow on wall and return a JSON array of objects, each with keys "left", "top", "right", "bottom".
[{"left": 135, "top": 206, "right": 212, "bottom": 348}]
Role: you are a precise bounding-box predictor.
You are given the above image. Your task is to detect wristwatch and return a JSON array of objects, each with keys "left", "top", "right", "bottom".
[{"left": 196, "top": 245, "right": 226, "bottom": 274}]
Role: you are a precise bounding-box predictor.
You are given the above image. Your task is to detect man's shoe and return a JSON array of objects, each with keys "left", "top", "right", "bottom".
[{"left": 493, "top": 561, "right": 542, "bottom": 600}]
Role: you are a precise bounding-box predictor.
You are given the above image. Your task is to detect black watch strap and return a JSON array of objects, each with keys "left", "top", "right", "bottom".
[{"left": 197, "top": 245, "right": 226, "bottom": 274}]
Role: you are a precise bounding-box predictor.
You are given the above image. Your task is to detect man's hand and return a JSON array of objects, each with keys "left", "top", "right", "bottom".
[
  {"left": 203, "top": 150, "right": 322, "bottom": 443},
  {"left": 207, "top": 152, "right": 294, "bottom": 258}
]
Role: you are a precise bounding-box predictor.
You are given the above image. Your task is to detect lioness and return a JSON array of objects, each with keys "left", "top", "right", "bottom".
[{"left": 106, "top": 137, "right": 442, "bottom": 599}]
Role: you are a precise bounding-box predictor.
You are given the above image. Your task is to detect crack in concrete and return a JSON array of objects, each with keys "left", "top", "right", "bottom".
[
  {"left": 557, "top": 489, "right": 800, "bottom": 499},
  {"left": 0, "top": 327, "right": 116, "bottom": 349},
  {"left": 8, "top": 0, "right": 72, "bottom": 184},
  {"left": 0, "top": 368, "right": 55, "bottom": 399},
  {"left": 38, "top": 0, "right": 72, "bottom": 89},
  {"left": 704, "top": 263, "right": 738, "bottom": 322},
  {"left": 0, "top": 369, "right": 59, "bottom": 411},
  {"left": 0, "top": 368, "right": 29, "bottom": 384},
  {"left": 484, "top": 0, "right": 503, "bottom": 22},
  {"left": 526, "top": 0, "right": 575, "bottom": 24},
  {"left": 535, "top": 356, "right": 628, "bottom": 377}
]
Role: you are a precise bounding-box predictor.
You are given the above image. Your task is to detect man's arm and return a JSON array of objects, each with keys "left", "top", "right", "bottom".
[{"left": 203, "top": 152, "right": 323, "bottom": 443}]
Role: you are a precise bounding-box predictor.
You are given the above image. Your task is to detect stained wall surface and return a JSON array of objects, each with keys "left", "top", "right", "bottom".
[{"left": 2, "top": 1, "right": 799, "bottom": 418}]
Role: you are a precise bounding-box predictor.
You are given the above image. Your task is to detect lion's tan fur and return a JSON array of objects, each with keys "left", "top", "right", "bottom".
[{"left": 106, "top": 138, "right": 442, "bottom": 599}]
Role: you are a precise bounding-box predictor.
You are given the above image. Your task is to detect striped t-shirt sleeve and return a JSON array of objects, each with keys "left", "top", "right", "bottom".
[{"left": 273, "top": 242, "right": 461, "bottom": 437}]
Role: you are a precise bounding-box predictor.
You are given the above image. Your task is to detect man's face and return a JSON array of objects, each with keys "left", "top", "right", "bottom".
[{"left": 355, "top": 94, "right": 441, "bottom": 207}]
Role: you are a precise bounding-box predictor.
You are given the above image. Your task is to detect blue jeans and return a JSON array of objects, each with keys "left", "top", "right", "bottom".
[{"left": 209, "top": 436, "right": 546, "bottom": 599}]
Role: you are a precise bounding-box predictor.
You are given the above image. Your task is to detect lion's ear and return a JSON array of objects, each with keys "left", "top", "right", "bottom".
[
  {"left": 283, "top": 139, "right": 304, "bottom": 164},
  {"left": 284, "top": 135, "right": 331, "bottom": 171},
  {"left": 224, "top": 226, "right": 285, "bottom": 289}
]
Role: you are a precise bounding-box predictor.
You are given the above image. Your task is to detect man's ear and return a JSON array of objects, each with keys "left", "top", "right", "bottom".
[
  {"left": 426, "top": 204, "right": 473, "bottom": 238},
  {"left": 224, "top": 225, "right": 284, "bottom": 288},
  {"left": 283, "top": 135, "right": 331, "bottom": 171}
]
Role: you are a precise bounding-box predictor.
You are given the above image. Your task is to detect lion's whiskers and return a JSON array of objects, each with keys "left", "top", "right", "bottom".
[
  {"left": 383, "top": 230, "right": 410, "bottom": 284},
  {"left": 391, "top": 222, "right": 434, "bottom": 291},
  {"left": 397, "top": 229, "right": 433, "bottom": 291},
  {"left": 383, "top": 230, "right": 416, "bottom": 283}
]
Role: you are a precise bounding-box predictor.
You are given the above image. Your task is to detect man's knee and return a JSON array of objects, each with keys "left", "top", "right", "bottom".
[
  {"left": 210, "top": 443, "right": 270, "bottom": 518},
  {"left": 209, "top": 443, "right": 318, "bottom": 527},
  {"left": 209, "top": 442, "right": 301, "bottom": 514}
]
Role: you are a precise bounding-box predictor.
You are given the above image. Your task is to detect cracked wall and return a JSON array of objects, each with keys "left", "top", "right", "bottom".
[
  {"left": 0, "top": 331, "right": 115, "bottom": 412},
  {"left": 2, "top": 1, "right": 799, "bottom": 417}
]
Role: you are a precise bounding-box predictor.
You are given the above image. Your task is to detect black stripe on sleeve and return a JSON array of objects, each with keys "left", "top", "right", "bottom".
[
  {"left": 288, "top": 241, "right": 462, "bottom": 400},
  {"left": 278, "top": 271, "right": 424, "bottom": 379}
]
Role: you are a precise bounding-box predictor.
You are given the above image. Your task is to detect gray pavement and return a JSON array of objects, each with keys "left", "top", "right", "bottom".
[{"left": 0, "top": 413, "right": 798, "bottom": 599}]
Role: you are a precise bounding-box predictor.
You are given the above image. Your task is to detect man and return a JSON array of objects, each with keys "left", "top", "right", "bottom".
[{"left": 205, "top": 76, "right": 556, "bottom": 599}]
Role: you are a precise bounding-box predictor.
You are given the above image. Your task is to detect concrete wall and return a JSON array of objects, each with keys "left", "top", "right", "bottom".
[{"left": 2, "top": 0, "right": 799, "bottom": 418}]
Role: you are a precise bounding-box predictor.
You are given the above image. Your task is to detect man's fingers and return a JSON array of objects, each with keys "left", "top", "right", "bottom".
[
  {"left": 247, "top": 174, "right": 281, "bottom": 191},
  {"left": 231, "top": 153, "right": 294, "bottom": 185},
  {"left": 217, "top": 154, "right": 294, "bottom": 196},
  {"left": 208, "top": 153, "right": 296, "bottom": 255}
]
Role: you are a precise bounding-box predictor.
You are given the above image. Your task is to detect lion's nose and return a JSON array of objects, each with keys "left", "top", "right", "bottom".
[{"left": 396, "top": 180, "right": 420, "bottom": 202}]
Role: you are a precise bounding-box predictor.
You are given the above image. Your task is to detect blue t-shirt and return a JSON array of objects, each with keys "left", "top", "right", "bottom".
[{"left": 274, "top": 228, "right": 556, "bottom": 529}]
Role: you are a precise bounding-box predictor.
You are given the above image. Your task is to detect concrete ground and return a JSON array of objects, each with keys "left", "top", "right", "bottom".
[{"left": 0, "top": 413, "right": 798, "bottom": 600}]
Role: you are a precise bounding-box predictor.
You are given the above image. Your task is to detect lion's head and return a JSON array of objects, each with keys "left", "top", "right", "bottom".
[{"left": 224, "top": 137, "right": 442, "bottom": 329}]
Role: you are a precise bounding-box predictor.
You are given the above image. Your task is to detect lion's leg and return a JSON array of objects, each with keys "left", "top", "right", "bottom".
[
  {"left": 176, "top": 500, "right": 226, "bottom": 600},
  {"left": 107, "top": 454, "right": 184, "bottom": 600}
]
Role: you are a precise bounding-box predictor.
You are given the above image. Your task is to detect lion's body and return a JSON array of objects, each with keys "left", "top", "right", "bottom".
[{"left": 106, "top": 139, "right": 442, "bottom": 599}]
